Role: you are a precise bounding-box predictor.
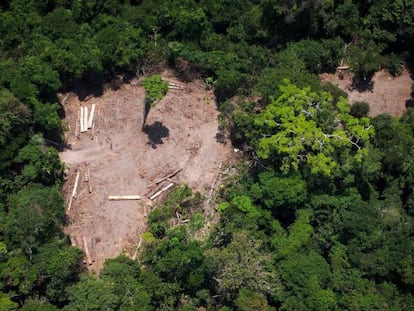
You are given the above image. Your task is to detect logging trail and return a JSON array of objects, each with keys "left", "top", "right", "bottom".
[{"left": 59, "top": 70, "right": 235, "bottom": 272}]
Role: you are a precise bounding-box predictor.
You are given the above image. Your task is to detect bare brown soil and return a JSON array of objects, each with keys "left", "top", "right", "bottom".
[
  {"left": 320, "top": 69, "right": 413, "bottom": 117},
  {"left": 59, "top": 70, "right": 234, "bottom": 272}
]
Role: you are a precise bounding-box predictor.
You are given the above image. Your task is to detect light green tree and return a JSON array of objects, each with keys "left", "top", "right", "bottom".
[
  {"left": 0, "top": 292, "right": 18, "bottom": 311},
  {"left": 141, "top": 74, "right": 169, "bottom": 129},
  {"left": 254, "top": 81, "right": 374, "bottom": 176},
  {"left": 141, "top": 75, "right": 168, "bottom": 107}
]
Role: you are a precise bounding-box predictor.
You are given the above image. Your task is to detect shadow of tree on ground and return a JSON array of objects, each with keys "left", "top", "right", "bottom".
[
  {"left": 351, "top": 74, "right": 375, "bottom": 92},
  {"left": 142, "top": 100, "right": 151, "bottom": 130},
  {"left": 142, "top": 121, "right": 169, "bottom": 149}
]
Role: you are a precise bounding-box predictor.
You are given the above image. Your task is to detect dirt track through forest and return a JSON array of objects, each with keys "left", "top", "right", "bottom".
[{"left": 59, "top": 71, "right": 233, "bottom": 272}]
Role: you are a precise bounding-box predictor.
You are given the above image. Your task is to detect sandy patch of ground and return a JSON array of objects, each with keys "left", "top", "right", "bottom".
[
  {"left": 59, "top": 70, "right": 234, "bottom": 272},
  {"left": 320, "top": 69, "right": 413, "bottom": 117}
]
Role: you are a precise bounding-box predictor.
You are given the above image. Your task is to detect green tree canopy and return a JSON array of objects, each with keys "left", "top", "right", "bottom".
[
  {"left": 0, "top": 89, "right": 30, "bottom": 147},
  {"left": 253, "top": 81, "right": 374, "bottom": 176},
  {"left": 64, "top": 275, "right": 119, "bottom": 311},
  {"left": 141, "top": 75, "right": 168, "bottom": 106},
  {"left": 4, "top": 183, "right": 65, "bottom": 253}
]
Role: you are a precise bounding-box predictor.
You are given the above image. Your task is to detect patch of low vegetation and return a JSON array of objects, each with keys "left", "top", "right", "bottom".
[{"left": 141, "top": 75, "right": 169, "bottom": 106}]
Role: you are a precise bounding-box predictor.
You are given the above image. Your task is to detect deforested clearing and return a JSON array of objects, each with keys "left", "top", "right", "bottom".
[{"left": 59, "top": 70, "right": 234, "bottom": 272}]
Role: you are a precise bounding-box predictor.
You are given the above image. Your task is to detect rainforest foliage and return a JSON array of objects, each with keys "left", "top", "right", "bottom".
[{"left": 1, "top": 0, "right": 414, "bottom": 310}]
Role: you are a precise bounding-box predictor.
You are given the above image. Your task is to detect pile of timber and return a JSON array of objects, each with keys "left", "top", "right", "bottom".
[
  {"left": 66, "top": 163, "right": 93, "bottom": 211},
  {"left": 80, "top": 103, "right": 96, "bottom": 133},
  {"left": 149, "top": 183, "right": 175, "bottom": 200},
  {"left": 67, "top": 171, "right": 80, "bottom": 211},
  {"left": 336, "top": 58, "right": 349, "bottom": 71},
  {"left": 145, "top": 168, "right": 182, "bottom": 201},
  {"left": 167, "top": 81, "right": 184, "bottom": 90}
]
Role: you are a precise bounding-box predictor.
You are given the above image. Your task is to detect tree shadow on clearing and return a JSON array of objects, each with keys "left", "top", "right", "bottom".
[
  {"left": 142, "top": 100, "right": 151, "bottom": 130},
  {"left": 142, "top": 121, "right": 169, "bottom": 149},
  {"left": 351, "top": 74, "right": 375, "bottom": 92},
  {"left": 70, "top": 76, "right": 104, "bottom": 101}
]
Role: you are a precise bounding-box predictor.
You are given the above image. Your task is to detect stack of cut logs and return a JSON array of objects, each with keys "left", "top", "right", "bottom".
[
  {"left": 145, "top": 168, "right": 182, "bottom": 200},
  {"left": 107, "top": 168, "right": 182, "bottom": 202},
  {"left": 80, "top": 103, "right": 96, "bottom": 133},
  {"left": 167, "top": 81, "right": 184, "bottom": 90},
  {"left": 67, "top": 163, "right": 92, "bottom": 212}
]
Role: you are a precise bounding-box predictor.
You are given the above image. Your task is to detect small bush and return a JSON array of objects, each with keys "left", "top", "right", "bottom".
[
  {"left": 141, "top": 74, "right": 168, "bottom": 106},
  {"left": 350, "top": 101, "right": 370, "bottom": 118}
]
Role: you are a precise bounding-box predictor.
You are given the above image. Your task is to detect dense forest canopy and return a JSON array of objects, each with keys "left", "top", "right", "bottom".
[{"left": 1, "top": 0, "right": 414, "bottom": 309}]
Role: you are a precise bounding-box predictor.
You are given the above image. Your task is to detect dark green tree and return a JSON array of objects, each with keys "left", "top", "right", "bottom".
[
  {"left": 100, "top": 256, "right": 151, "bottom": 311},
  {"left": 64, "top": 275, "right": 119, "bottom": 311},
  {"left": 32, "top": 240, "right": 83, "bottom": 303},
  {"left": 4, "top": 183, "right": 65, "bottom": 253}
]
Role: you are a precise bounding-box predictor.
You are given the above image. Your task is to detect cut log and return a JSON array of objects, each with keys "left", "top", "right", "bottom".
[
  {"left": 176, "top": 211, "right": 189, "bottom": 223},
  {"left": 108, "top": 195, "right": 141, "bottom": 200},
  {"left": 168, "top": 82, "right": 183, "bottom": 88},
  {"left": 132, "top": 237, "right": 142, "bottom": 260},
  {"left": 67, "top": 171, "right": 80, "bottom": 211},
  {"left": 88, "top": 104, "right": 96, "bottom": 129},
  {"left": 84, "top": 95, "right": 93, "bottom": 102},
  {"left": 145, "top": 182, "right": 163, "bottom": 197},
  {"left": 154, "top": 168, "right": 182, "bottom": 185},
  {"left": 168, "top": 85, "right": 183, "bottom": 90},
  {"left": 82, "top": 237, "right": 93, "bottom": 265},
  {"left": 84, "top": 106, "right": 88, "bottom": 133},
  {"left": 80, "top": 106, "right": 88, "bottom": 133},
  {"left": 61, "top": 94, "right": 70, "bottom": 106},
  {"left": 149, "top": 182, "right": 174, "bottom": 200},
  {"left": 80, "top": 106, "right": 84, "bottom": 132}
]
